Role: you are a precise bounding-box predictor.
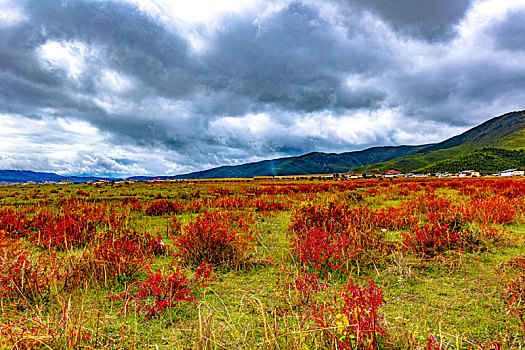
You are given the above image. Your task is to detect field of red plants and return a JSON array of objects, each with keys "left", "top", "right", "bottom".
[{"left": 1, "top": 177, "right": 525, "bottom": 348}]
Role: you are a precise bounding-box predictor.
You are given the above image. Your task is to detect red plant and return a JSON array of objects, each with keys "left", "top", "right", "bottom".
[
  {"left": 289, "top": 203, "right": 388, "bottom": 272},
  {"left": 145, "top": 199, "right": 184, "bottom": 216},
  {"left": 125, "top": 229, "right": 168, "bottom": 256},
  {"left": 76, "top": 189, "right": 90, "bottom": 197},
  {"left": 121, "top": 197, "right": 143, "bottom": 210},
  {"left": 30, "top": 211, "right": 98, "bottom": 249},
  {"left": 173, "top": 211, "right": 253, "bottom": 269},
  {"left": 92, "top": 236, "right": 149, "bottom": 282},
  {"left": 426, "top": 333, "right": 445, "bottom": 349},
  {"left": 252, "top": 197, "right": 290, "bottom": 213},
  {"left": 464, "top": 196, "right": 517, "bottom": 225},
  {"left": 0, "top": 235, "right": 61, "bottom": 304},
  {"left": 0, "top": 208, "right": 30, "bottom": 237},
  {"left": 109, "top": 262, "right": 214, "bottom": 319},
  {"left": 401, "top": 221, "right": 463, "bottom": 258},
  {"left": 310, "top": 279, "right": 386, "bottom": 350}
]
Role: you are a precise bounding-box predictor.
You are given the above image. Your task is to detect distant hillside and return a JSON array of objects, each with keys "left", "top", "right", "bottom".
[
  {"left": 418, "top": 148, "right": 525, "bottom": 174},
  {"left": 172, "top": 145, "right": 433, "bottom": 179},
  {"left": 358, "top": 110, "right": 525, "bottom": 173},
  {"left": 0, "top": 170, "right": 116, "bottom": 184}
]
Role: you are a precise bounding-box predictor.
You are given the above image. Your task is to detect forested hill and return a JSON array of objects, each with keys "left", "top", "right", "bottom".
[
  {"left": 172, "top": 144, "right": 433, "bottom": 179},
  {"left": 357, "top": 110, "right": 525, "bottom": 173}
]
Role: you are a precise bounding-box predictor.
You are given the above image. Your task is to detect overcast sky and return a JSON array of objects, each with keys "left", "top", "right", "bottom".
[{"left": 1, "top": 0, "right": 524, "bottom": 176}]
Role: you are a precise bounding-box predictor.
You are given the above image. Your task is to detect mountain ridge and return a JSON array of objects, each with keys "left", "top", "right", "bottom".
[
  {"left": 357, "top": 110, "right": 525, "bottom": 173},
  {"left": 0, "top": 170, "right": 117, "bottom": 184},
  {"left": 169, "top": 144, "right": 434, "bottom": 179}
]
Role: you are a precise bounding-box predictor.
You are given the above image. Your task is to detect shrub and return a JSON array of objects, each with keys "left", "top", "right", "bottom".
[
  {"left": 0, "top": 209, "right": 30, "bottom": 237},
  {"left": 289, "top": 203, "right": 388, "bottom": 273},
  {"left": 309, "top": 279, "right": 386, "bottom": 350},
  {"left": 121, "top": 197, "right": 143, "bottom": 211},
  {"left": 109, "top": 262, "right": 214, "bottom": 319},
  {"left": 30, "top": 207, "right": 105, "bottom": 249},
  {"left": 464, "top": 196, "right": 517, "bottom": 225},
  {"left": 173, "top": 211, "right": 253, "bottom": 269},
  {"left": 401, "top": 221, "right": 464, "bottom": 258},
  {"left": 124, "top": 229, "right": 168, "bottom": 256},
  {"left": 92, "top": 236, "right": 149, "bottom": 283},
  {"left": 0, "top": 235, "right": 61, "bottom": 304},
  {"left": 145, "top": 200, "right": 184, "bottom": 216}
]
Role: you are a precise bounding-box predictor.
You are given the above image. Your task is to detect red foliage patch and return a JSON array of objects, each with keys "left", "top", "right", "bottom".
[
  {"left": 310, "top": 279, "right": 386, "bottom": 350},
  {"left": 173, "top": 211, "right": 254, "bottom": 269},
  {"left": 145, "top": 199, "right": 185, "bottom": 216},
  {"left": 109, "top": 262, "right": 214, "bottom": 319}
]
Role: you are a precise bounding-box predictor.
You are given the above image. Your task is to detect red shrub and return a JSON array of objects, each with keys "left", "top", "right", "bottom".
[
  {"left": 289, "top": 203, "right": 392, "bottom": 272},
  {"left": 30, "top": 210, "right": 99, "bottom": 249},
  {"left": 290, "top": 203, "right": 351, "bottom": 236},
  {"left": 464, "top": 196, "right": 517, "bottom": 225},
  {"left": 125, "top": 229, "right": 168, "bottom": 256},
  {"left": 252, "top": 197, "right": 290, "bottom": 213},
  {"left": 0, "top": 208, "right": 30, "bottom": 237},
  {"left": 291, "top": 227, "right": 386, "bottom": 273},
  {"left": 290, "top": 202, "right": 416, "bottom": 237},
  {"left": 173, "top": 211, "right": 253, "bottom": 269},
  {"left": 0, "top": 235, "right": 61, "bottom": 304},
  {"left": 92, "top": 236, "right": 149, "bottom": 282},
  {"left": 185, "top": 200, "right": 203, "bottom": 213},
  {"left": 402, "top": 193, "right": 453, "bottom": 216},
  {"left": 109, "top": 262, "right": 214, "bottom": 319},
  {"left": 401, "top": 221, "right": 464, "bottom": 258},
  {"left": 310, "top": 279, "right": 386, "bottom": 350},
  {"left": 76, "top": 189, "right": 90, "bottom": 197},
  {"left": 145, "top": 199, "right": 184, "bottom": 216},
  {"left": 121, "top": 197, "right": 143, "bottom": 210}
]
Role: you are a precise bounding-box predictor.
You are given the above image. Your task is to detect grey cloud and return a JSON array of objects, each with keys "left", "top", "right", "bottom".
[
  {"left": 197, "top": 2, "right": 391, "bottom": 114},
  {"left": 490, "top": 9, "right": 525, "bottom": 51},
  {"left": 336, "top": 0, "right": 474, "bottom": 41}
]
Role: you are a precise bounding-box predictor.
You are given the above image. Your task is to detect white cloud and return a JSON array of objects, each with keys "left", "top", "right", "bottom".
[
  {"left": 125, "top": 0, "right": 262, "bottom": 23},
  {"left": 97, "top": 69, "right": 135, "bottom": 94},
  {"left": 36, "top": 40, "right": 96, "bottom": 80},
  {"left": 0, "top": 0, "right": 27, "bottom": 27}
]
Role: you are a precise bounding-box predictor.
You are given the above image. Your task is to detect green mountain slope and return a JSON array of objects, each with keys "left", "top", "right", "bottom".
[
  {"left": 358, "top": 110, "right": 525, "bottom": 173},
  {"left": 175, "top": 145, "right": 432, "bottom": 179},
  {"left": 419, "top": 148, "right": 525, "bottom": 174}
]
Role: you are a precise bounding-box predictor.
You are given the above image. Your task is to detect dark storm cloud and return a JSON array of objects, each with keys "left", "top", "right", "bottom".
[
  {"left": 1, "top": 0, "right": 392, "bottom": 149},
  {"left": 337, "top": 0, "right": 474, "bottom": 40},
  {"left": 194, "top": 2, "right": 390, "bottom": 115},
  {"left": 0, "top": 0, "right": 191, "bottom": 103},
  {"left": 0, "top": 0, "right": 524, "bottom": 176}
]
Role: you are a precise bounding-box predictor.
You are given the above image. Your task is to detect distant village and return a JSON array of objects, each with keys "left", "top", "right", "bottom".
[{"left": 15, "top": 167, "right": 525, "bottom": 186}]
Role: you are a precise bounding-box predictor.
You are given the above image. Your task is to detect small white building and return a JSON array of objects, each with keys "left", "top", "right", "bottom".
[
  {"left": 500, "top": 169, "right": 525, "bottom": 177},
  {"left": 459, "top": 170, "right": 480, "bottom": 177}
]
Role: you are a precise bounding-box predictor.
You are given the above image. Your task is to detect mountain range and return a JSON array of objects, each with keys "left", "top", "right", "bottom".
[
  {"left": 172, "top": 109, "right": 525, "bottom": 178},
  {"left": 1, "top": 109, "right": 524, "bottom": 183},
  {"left": 0, "top": 170, "right": 117, "bottom": 185}
]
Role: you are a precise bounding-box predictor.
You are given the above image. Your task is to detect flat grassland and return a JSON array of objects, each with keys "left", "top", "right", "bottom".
[{"left": 0, "top": 178, "right": 524, "bottom": 349}]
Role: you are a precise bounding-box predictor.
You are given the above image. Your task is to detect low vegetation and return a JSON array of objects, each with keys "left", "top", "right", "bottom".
[{"left": 1, "top": 177, "right": 525, "bottom": 348}]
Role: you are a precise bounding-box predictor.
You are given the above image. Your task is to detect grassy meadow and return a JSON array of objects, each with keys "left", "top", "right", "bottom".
[{"left": 0, "top": 177, "right": 524, "bottom": 349}]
